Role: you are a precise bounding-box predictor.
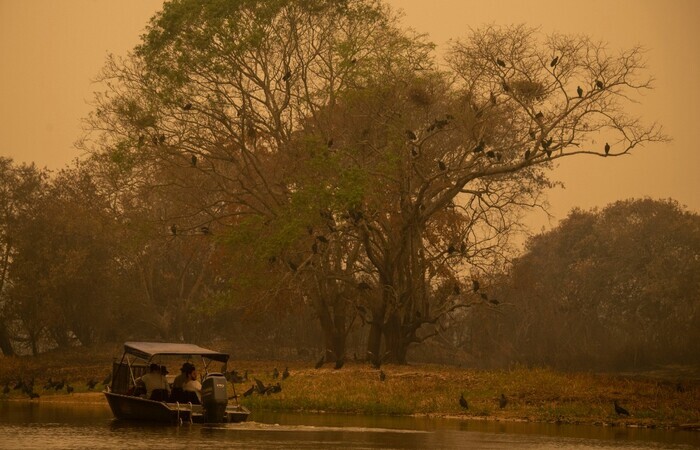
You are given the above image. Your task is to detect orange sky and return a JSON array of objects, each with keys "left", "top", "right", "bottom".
[{"left": 1, "top": 0, "right": 699, "bottom": 233}]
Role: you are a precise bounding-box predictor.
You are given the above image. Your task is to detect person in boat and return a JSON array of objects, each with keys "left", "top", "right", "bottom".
[
  {"left": 182, "top": 365, "right": 202, "bottom": 404},
  {"left": 169, "top": 362, "right": 194, "bottom": 402},
  {"left": 136, "top": 363, "right": 170, "bottom": 400}
]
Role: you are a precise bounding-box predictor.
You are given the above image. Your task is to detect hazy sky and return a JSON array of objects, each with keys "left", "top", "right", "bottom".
[{"left": 1, "top": 0, "right": 699, "bottom": 233}]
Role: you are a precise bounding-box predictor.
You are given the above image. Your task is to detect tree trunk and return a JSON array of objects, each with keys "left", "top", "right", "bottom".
[
  {"left": 382, "top": 313, "right": 411, "bottom": 364},
  {"left": 0, "top": 321, "right": 15, "bottom": 356}
]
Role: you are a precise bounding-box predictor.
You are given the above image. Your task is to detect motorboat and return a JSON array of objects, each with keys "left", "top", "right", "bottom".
[{"left": 104, "top": 341, "right": 250, "bottom": 424}]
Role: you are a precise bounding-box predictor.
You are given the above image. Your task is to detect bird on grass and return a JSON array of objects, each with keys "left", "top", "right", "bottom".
[
  {"left": 242, "top": 385, "right": 255, "bottom": 397},
  {"left": 54, "top": 380, "right": 65, "bottom": 391},
  {"left": 66, "top": 384, "right": 74, "bottom": 394},
  {"left": 614, "top": 400, "right": 630, "bottom": 416},
  {"left": 86, "top": 379, "right": 98, "bottom": 390},
  {"left": 269, "top": 383, "right": 282, "bottom": 394},
  {"left": 499, "top": 393, "right": 508, "bottom": 409},
  {"left": 282, "top": 367, "right": 290, "bottom": 380},
  {"left": 254, "top": 378, "right": 267, "bottom": 395},
  {"left": 459, "top": 393, "right": 469, "bottom": 409},
  {"left": 272, "top": 368, "right": 279, "bottom": 380},
  {"left": 379, "top": 370, "right": 386, "bottom": 382}
]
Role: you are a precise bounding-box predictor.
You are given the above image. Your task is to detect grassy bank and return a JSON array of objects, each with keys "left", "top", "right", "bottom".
[{"left": 1, "top": 347, "right": 698, "bottom": 430}]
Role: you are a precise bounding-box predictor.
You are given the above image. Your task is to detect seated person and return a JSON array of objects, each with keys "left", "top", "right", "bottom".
[
  {"left": 182, "top": 365, "right": 202, "bottom": 404},
  {"left": 169, "top": 362, "right": 194, "bottom": 403},
  {"left": 136, "top": 363, "right": 170, "bottom": 400}
]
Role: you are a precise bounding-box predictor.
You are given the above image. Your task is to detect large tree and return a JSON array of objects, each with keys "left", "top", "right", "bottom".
[
  {"left": 82, "top": 2, "right": 665, "bottom": 363},
  {"left": 494, "top": 199, "right": 700, "bottom": 369}
]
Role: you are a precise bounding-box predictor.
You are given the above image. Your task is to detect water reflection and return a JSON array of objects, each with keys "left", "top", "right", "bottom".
[{"left": 0, "top": 402, "right": 697, "bottom": 449}]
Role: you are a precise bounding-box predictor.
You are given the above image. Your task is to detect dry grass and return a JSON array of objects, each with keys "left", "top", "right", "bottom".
[{"left": 1, "top": 349, "right": 699, "bottom": 429}]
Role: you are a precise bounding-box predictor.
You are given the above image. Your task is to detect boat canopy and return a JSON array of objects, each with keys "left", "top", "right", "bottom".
[{"left": 123, "top": 342, "right": 229, "bottom": 363}]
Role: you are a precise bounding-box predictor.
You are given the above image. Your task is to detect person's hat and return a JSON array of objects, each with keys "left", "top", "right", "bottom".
[
  {"left": 149, "top": 363, "right": 160, "bottom": 371},
  {"left": 180, "top": 362, "right": 194, "bottom": 372}
]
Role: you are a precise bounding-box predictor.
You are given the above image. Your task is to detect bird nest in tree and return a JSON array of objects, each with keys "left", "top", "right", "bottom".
[{"left": 510, "top": 79, "right": 546, "bottom": 102}]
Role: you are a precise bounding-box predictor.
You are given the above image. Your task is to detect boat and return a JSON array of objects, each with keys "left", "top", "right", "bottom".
[{"left": 104, "top": 341, "right": 250, "bottom": 424}]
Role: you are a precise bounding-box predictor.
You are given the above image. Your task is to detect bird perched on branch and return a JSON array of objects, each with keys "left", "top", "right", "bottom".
[
  {"left": 604, "top": 142, "right": 610, "bottom": 155},
  {"left": 550, "top": 56, "right": 559, "bottom": 67},
  {"left": 577, "top": 86, "right": 583, "bottom": 98}
]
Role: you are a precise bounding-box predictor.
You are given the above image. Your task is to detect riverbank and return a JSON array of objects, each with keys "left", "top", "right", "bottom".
[{"left": 1, "top": 347, "right": 698, "bottom": 430}]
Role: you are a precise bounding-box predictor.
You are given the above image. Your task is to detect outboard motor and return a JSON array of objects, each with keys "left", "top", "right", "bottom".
[{"left": 201, "top": 373, "right": 228, "bottom": 423}]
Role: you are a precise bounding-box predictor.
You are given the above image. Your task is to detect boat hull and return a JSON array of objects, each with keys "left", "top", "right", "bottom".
[{"left": 104, "top": 391, "right": 249, "bottom": 424}]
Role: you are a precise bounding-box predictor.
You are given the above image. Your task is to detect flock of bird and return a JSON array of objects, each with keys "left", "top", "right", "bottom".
[{"left": 1, "top": 373, "right": 111, "bottom": 400}]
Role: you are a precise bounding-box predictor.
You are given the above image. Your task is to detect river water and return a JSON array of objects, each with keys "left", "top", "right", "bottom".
[{"left": 0, "top": 402, "right": 697, "bottom": 449}]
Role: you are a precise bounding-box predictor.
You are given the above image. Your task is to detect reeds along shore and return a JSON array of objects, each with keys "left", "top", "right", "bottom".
[{"left": 1, "top": 349, "right": 698, "bottom": 430}]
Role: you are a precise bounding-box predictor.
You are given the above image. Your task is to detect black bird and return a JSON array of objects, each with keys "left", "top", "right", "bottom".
[
  {"left": 316, "top": 235, "right": 329, "bottom": 244},
  {"left": 288, "top": 261, "right": 298, "bottom": 272},
  {"left": 44, "top": 378, "right": 55, "bottom": 390},
  {"left": 453, "top": 284, "right": 461, "bottom": 295},
  {"left": 490, "top": 92, "right": 497, "bottom": 105},
  {"left": 183, "top": 103, "right": 192, "bottom": 110},
  {"left": 315, "top": 355, "right": 325, "bottom": 369},
  {"left": 604, "top": 142, "right": 610, "bottom": 155},
  {"left": 282, "top": 367, "right": 290, "bottom": 380},
  {"left": 595, "top": 79, "right": 604, "bottom": 90},
  {"left": 411, "top": 147, "right": 419, "bottom": 158},
  {"left": 66, "top": 384, "right": 74, "bottom": 394},
  {"left": 242, "top": 385, "right": 255, "bottom": 397},
  {"left": 86, "top": 379, "right": 98, "bottom": 390},
  {"left": 614, "top": 400, "right": 630, "bottom": 416},
  {"left": 282, "top": 70, "right": 292, "bottom": 82},
  {"left": 496, "top": 58, "right": 506, "bottom": 68},
  {"left": 379, "top": 370, "right": 386, "bottom": 381},
  {"left": 327, "top": 138, "right": 334, "bottom": 148},
  {"left": 486, "top": 150, "right": 496, "bottom": 159},
  {"left": 54, "top": 380, "right": 65, "bottom": 391},
  {"left": 473, "top": 140, "right": 485, "bottom": 153},
  {"left": 159, "top": 134, "right": 166, "bottom": 144},
  {"left": 200, "top": 226, "right": 210, "bottom": 235},
  {"left": 472, "top": 279, "right": 480, "bottom": 292},
  {"left": 254, "top": 378, "right": 267, "bottom": 395},
  {"left": 357, "top": 281, "right": 371, "bottom": 290},
  {"left": 529, "top": 129, "right": 537, "bottom": 140},
  {"left": 190, "top": 154, "right": 197, "bottom": 167},
  {"left": 502, "top": 81, "right": 510, "bottom": 92},
  {"left": 447, "top": 244, "right": 456, "bottom": 254},
  {"left": 550, "top": 56, "right": 559, "bottom": 67},
  {"left": 480, "top": 292, "right": 488, "bottom": 301},
  {"left": 499, "top": 393, "right": 508, "bottom": 409},
  {"left": 438, "top": 160, "right": 447, "bottom": 171},
  {"left": 459, "top": 393, "right": 469, "bottom": 409},
  {"left": 170, "top": 224, "right": 177, "bottom": 236},
  {"left": 405, "top": 129, "right": 417, "bottom": 140},
  {"left": 524, "top": 149, "right": 531, "bottom": 160},
  {"left": 534, "top": 112, "right": 544, "bottom": 123},
  {"left": 489, "top": 298, "right": 500, "bottom": 305},
  {"left": 269, "top": 383, "right": 282, "bottom": 394},
  {"left": 577, "top": 86, "right": 583, "bottom": 98},
  {"left": 272, "top": 368, "right": 279, "bottom": 379}
]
